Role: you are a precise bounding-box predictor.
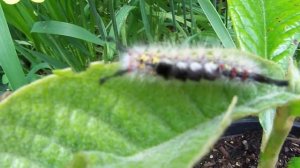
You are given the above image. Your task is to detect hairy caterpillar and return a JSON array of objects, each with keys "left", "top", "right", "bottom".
[{"left": 100, "top": 45, "right": 288, "bottom": 87}]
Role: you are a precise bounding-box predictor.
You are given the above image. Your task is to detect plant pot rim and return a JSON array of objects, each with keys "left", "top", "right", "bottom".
[{"left": 223, "top": 117, "right": 300, "bottom": 137}]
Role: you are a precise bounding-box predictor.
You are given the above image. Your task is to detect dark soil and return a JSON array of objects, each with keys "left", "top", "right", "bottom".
[{"left": 194, "top": 131, "right": 300, "bottom": 168}]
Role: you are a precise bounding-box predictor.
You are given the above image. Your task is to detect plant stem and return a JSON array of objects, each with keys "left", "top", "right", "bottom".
[
  {"left": 87, "top": 0, "right": 107, "bottom": 39},
  {"left": 189, "top": 0, "right": 195, "bottom": 34},
  {"left": 109, "top": 0, "right": 119, "bottom": 42},
  {"left": 182, "top": 0, "right": 187, "bottom": 31},
  {"left": 169, "top": 0, "right": 177, "bottom": 32},
  {"left": 258, "top": 106, "right": 295, "bottom": 168}
]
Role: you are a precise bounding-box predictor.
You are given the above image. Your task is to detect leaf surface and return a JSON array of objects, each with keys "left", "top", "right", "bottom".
[
  {"left": 228, "top": 0, "right": 300, "bottom": 62},
  {"left": 288, "top": 157, "right": 300, "bottom": 168},
  {"left": 0, "top": 52, "right": 299, "bottom": 167}
]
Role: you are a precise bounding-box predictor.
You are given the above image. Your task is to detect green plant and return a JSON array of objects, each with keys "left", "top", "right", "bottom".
[
  {"left": 227, "top": 0, "right": 300, "bottom": 166},
  {"left": 289, "top": 157, "right": 300, "bottom": 168},
  {"left": 0, "top": 3, "right": 27, "bottom": 90},
  {"left": 1, "top": 0, "right": 227, "bottom": 90},
  {"left": 1, "top": 0, "right": 300, "bottom": 168},
  {"left": 0, "top": 59, "right": 298, "bottom": 168}
]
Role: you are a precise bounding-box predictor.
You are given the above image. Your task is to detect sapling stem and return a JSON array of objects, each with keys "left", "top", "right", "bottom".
[{"left": 258, "top": 106, "right": 295, "bottom": 168}]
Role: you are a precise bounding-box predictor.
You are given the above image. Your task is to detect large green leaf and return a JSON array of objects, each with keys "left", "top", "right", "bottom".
[
  {"left": 228, "top": 0, "right": 300, "bottom": 61},
  {"left": 0, "top": 50, "right": 299, "bottom": 167}
]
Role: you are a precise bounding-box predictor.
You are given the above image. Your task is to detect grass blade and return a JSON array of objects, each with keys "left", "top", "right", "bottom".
[
  {"left": 109, "top": 0, "right": 119, "bottom": 42},
  {"left": 182, "top": 0, "right": 187, "bottom": 31},
  {"left": 31, "top": 21, "right": 104, "bottom": 46},
  {"left": 189, "top": 0, "right": 195, "bottom": 34},
  {"left": 197, "top": 0, "right": 236, "bottom": 48},
  {"left": 108, "top": 5, "right": 136, "bottom": 36},
  {"left": 87, "top": 0, "right": 107, "bottom": 40},
  {"left": 0, "top": 4, "right": 27, "bottom": 90},
  {"left": 170, "top": 0, "right": 177, "bottom": 32},
  {"left": 139, "top": 0, "right": 153, "bottom": 42}
]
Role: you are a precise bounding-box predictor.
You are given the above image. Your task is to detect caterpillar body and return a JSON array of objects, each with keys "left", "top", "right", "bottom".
[{"left": 100, "top": 45, "right": 288, "bottom": 87}]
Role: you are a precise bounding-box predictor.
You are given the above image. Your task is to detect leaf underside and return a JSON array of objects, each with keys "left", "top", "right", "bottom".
[{"left": 0, "top": 58, "right": 298, "bottom": 167}]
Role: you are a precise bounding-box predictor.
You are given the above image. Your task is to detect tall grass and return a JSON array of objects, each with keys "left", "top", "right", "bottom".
[
  {"left": 0, "top": 0, "right": 234, "bottom": 91},
  {"left": 0, "top": 3, "right": 27, "bottom": 90}
]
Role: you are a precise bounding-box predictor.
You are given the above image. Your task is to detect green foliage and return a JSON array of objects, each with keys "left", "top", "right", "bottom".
[
  {"left": 0, "top": 49, "right": 299, "bottom": 167},
  {"left": 226, "top": 1, "right": 300, "bottom": 167},
  {"left": 0, "top": 3, "right": 27, "bottom": 90},
  {"left": 197, "top": 0, "right": 235, "bottom": 48},
  {"left": 228, "top": 0, "right": 300, "bottom": 63},
  {"left": 288, "top": 157, "right": 300, "bottom": 168},
  {"left": 31, "top": 21, "right": 105, "bottom": 46},
  {"left": 0, "top": 0, "right": 227, "bottom": 90},
  {"left": 1, "top": 0, "right": 97, "bottom": 73},
  {"left": 1, "top": 0, "right": 300, "bottom": 167}
]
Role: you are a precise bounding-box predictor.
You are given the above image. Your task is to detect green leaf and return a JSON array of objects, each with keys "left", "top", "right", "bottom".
[
  {"left": 228, "top": 0, "right": 300, "bottom": 61},
  {"left": 258, "top": 59, "right": 300, "bottom": 167},
  {"left": 197, "top": 0, "right": 236, "bottom": 48},
  {"left": 288, "top": 157, "right": 300, "bottom": 168},
  {"left": 0, "top": 50, "right": 299, "bottom": 167},
  {"left": 0, "top": 4, "right": 27, "bottom": 90},
  {"left": 26, "top": 63, "right": 52, "bottom": 83},
  {"left": 108, "top": 5, "right": 136, "bottom": 36},
  {"left": 87, "top": 0, "right": 107, "bottom": 39},
  {"left": 139, "top": 0, "right": 153, "bottom": 42},
  {"left": 285, "top": 59, "right": 300, "bottom": 116},
  {"left": 0, "top": 1, "right": 36, "bottom": 40},
  {"left": 259, "top": 108, "right": 275, "bottom": 151},
  {"left": 31, "top": 21, "right": 104, "bottom": 46}
]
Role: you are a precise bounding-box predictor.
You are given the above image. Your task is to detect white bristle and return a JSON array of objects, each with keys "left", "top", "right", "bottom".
[
  {"left": 176, "top": 62, "right": 188, "bottom": 69},
  {"left": 120, "top": 45, "right": 262, "bottom": 75},
  {"left": 189, "top": 62, "right": 203, "bottom": 71},
  {"left": 99, "top": 43, "right": 289, "bottom": 87},
  {"left": 204, "top": 62, "right": 218, "bottom": 74}
]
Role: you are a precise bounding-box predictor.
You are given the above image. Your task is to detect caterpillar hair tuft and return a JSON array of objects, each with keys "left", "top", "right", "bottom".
[{"left": 100, "top": 45, "right": 288, "bottom": 87}]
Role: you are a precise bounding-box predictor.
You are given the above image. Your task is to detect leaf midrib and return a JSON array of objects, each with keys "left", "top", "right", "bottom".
[{"left": 261, "top": 0, "right": 268, "bottom": 58}]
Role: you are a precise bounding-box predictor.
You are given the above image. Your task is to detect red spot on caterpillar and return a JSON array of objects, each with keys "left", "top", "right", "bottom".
[
  {"left": 218, "top": 64, "right": 225, "bottom": 71},
  {"left": 242, "top": 70, "right": 249, "bottom": 81},
  {"left": 230, "top": 68, "right": 237, "bottom": 79},
  {"left": 217, "top": 64, "right": 225, "bottom": 74}
]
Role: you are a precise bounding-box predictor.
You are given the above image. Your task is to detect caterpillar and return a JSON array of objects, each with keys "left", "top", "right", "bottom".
[{"left": 100, "top": 45, "right": 288, "bottom": 87}]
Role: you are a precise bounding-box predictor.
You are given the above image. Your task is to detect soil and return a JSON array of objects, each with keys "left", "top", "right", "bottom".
[{"left": 194, "top": 131, "right": 300, "bottom": 168}]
